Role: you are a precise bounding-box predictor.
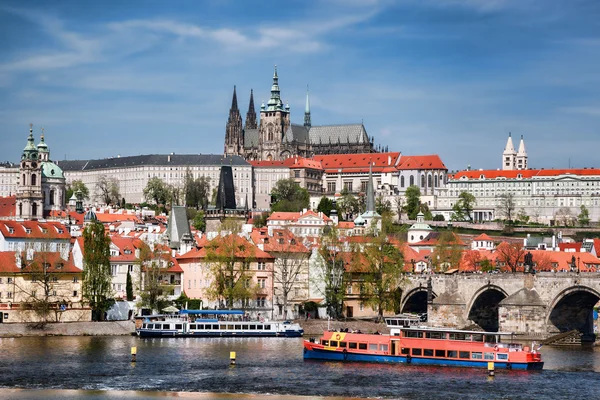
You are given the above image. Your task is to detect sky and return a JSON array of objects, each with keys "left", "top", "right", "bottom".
[{"left": 1, "top": 0, "right": 599, "bottom": 172}]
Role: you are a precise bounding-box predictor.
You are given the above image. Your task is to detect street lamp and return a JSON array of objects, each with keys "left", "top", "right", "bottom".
[{"left": 411, "top": 258, "right": 416, "bottom": 274}]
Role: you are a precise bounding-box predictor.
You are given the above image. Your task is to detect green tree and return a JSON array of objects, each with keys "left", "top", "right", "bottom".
[
  {"left": 404, "top": 185, "right": 421, "bottom": 220},
  {"left": 316, "top": 197, "right": 335, "bottom": 217},
  {"left": 205, "top": 220, "right": 257, "bottom": 308},
  {"left": 452, "top": 191, "right": 476, "bottom": 222},
  {"left": 143, "top": 177, "right": 170, "bottom": 206},
  {"left": 184, "top": 170, "right": 211, "bottom": 210},
  {"left": 337, "top": 188, "right": 359, "bottom": 220},
  {"left": 430, "top": 231, "right": 464, "bottom": 272},
  {"left": 420, "top": 202, "right": 434, "bottom": 220},
  {"left": 96, "top": 175, "right": 121, "bottom": 206},
  {"left": 376, "top": 194, "right": 393, "bottom": 215},
  {"left": 192, "top": 210, "right": 206, "bottom": 231},
  {"left": 137, "top": 243, "right": 175, "bottom": 313},
  {"left": 82, "top": 221, "right": 113, "bottom": 321},
  {"left": 253, "top": 213, "right": 269, "bottom": 228},
  {"left": 126, "top": 271, "right": 134, "bottom": 301},
  {"left": 516, "top": 208, "right": 530, "bottom": 225},
  {"left": 315, "top": 227, "right": 348, "bottom": 319},
  {"left": 271, "top": 178, "right": 310, "bottom": 212},
  {"left": 578, "top": 205, "right": 590, "bottom": 226},
  {"left": 350, "top": 235, "right": 404, "bottom": 322},
  {"left": 66, "top": 180, "right": 89, "bottom": 201}
]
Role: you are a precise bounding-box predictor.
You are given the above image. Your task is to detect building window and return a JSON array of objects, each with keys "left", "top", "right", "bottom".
[
  {"left": 73, "top": 291, "right": 78, "bottom": 297},
  {"left": 258, "top": 278, "right": 266, "bottom": 288},
  {"left": 294, "top": 170, "right": 300, "bottom": 178},
  {"left": 256, "top": 296, "right": 266, "bottom": 307},
  {"left": 410, "top": 176, "right": 414, "bottom": 186},
  {"left": 361, "top": 181, "right": 368, "bottom": 192},
  {"left": 73, "top": 277, "right": 78, "bottom": 283},
  {"left": 327, "top": 182, "right": 336, "bottom": 192},
  {"left": 401, "top": 176, "right": 405, "bottom": 188},
  {"left": 343, "top": 182, "right": 353, "bottom": 192},
  {"left": 257, "top": 262, "right": 266, "bottom": 270}
]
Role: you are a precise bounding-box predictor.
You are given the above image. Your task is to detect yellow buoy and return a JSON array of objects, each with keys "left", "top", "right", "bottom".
[
  {"left": 230, "top": 351, "right": 236, "bottom": 365},
  {"left": 487, "top": 361, "right": 495, "bottom": 376},
  {"left": 131, "top": 346, "right": 137, "bottom": 362}
]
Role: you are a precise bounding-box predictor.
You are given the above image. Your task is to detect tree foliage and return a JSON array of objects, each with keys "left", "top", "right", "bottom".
[
  {"left": 96, "top": 175, "right": 121, "bottom": 206},
  {"left": 66, "top": 180, "right": 89, "bottom": 201},
  {"left": 555, "top": 207, "right": 575, "bottom": 227},
  {"left": 495, "top": 242, "right": 526, "bottom": 273},
  {"left": 337, "top": 188, "right": 360, "bottom": 220},
  {"left": 404, "top": 185, "right": 421, "bottom": 220},
  {"left": 192, "top": 210, "right": 206, "bottom": 232},
  {"left": 271, "top": 178, "right": 310, "bottom": 212},
  {"left": 578, "top": 205, "right": 590, "bottom": 227},
  {"left": 126, "top": 271, "right": 134, "bottom": 301},
  {"left": 143, "top": 177, "right": 170, "bottom": 206},
  {"left": 430, "top": 231, "right": 463, "bottom": 272},
  {"left": 252, "top": 213, "right": 269, "bottom": 228},
  {"left": 82, "top": 221, "right": 113, "bottom": 321},
  {"left": 205, "top": 222, "right": 257, "bottom": 308},
  {"left": 137, "top": 243, "right": 174, "bottom": 313},
  {"left": 350, "top": 235, "right": 404, "bottom": 322},
  {"left": 184, "top": 170, "right": 211, "bottom": 210},
  {"left": 316, "top": 197, "right": 336, "bottom": 217},
  {"left": 376, "top": 194, "right": 393, "bottom": 215},
  {"left": 452, "top": 191, "right": 476, "bottom": 222}
]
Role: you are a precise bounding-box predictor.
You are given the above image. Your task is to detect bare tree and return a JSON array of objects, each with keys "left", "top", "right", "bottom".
[
  {"left": 96, "top": 175, "right": 121, "bottom": 205},
  {"left": 555, "top": 207, "right": 575, "bottom": 227},
  {"left": 495, "top": 242, "right": 526, "bottom": 273},
  {"left": 496, "top": 193, "right": 516, "bottom": 222},
  {"left": 268, "top": 229, "right": 310, "bottom": 320}
]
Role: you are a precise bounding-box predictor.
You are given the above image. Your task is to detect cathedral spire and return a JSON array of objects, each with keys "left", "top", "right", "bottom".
[
  {"left": 267, "top": 65, "right": 284, "bottom": 111},
  {"left": 224, "top": 86, "right": 243, "bottom": 156},
  {"left": 231, "top": 85, "right": 239, "bottom": 111},
  {"left": 366, "top": 158, "right": 375, "bottom": 213},
  {"left": 245, "top": 89, "right": 257, "bottom": 130},
  {"left": 304, "top": 85, "right": 311, "bottom": 128}
]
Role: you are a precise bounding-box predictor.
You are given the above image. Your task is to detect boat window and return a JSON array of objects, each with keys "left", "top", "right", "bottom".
[
  {"left": 212, "top": 324, "right": 219, "bottom": 330},
  {"left": 484, "top": 335, "right": 497, "bottom": 343},
  {"left": 412, "top": 348, "right": 422, "bottom": 356},
  {"left": 321, "top": 340, "right": 329, "bottom": 346},
  {"left": 425, "top": 331, "right": 445, "bottom": 339},
  {"left": 388, "top": 319, "right": 397, "bottom": 326},
  {"left": 459, "top": 351, "right": 470, "bottom": 359},
  {"left": 264, "top": 325, "right": 271, "bottom": 330},
  {"left": 242, "top": 325, "right": 249, "bottom": 330},
  {"left": 339, "top": 341, "right": 347, "bottom": 348},
  {"left": 235, "top": 325, "right": 241, "bottom": 330},
  {"left": 484, "top": 352, "right": 494, "bottom": 360},
  {"left": 257, "top": 325, "right": 263, "bottom": 330},
  {"left": 447, "top": 350, "right": 458, "bottom": 358},
  {"left": 401, "top": 348, "right": 410, "bottom": 355},
  {"left": 497, "top": 353, "right": 508, "bottom": 361},
  {"left": 330, "top": 340, "right": 338, "bottom": 347},
  {"left": 424, "top": 349, "right": 434, "bottom": 357},
  {"left": 359, "top": 343, "right": 368, "bottom": 350},
  {"left": 349, "top": 342, "right": 358, "bottom": 349},
  {"left": 472, "top": 334, "right": 484, "bottom": 342},
  {"left": 175, "top": 324, "right": 183, "bottom": 330},
  {"left": 380, "top": 344, "right": 388, "bottom": 352},
  {"left": 403, "top": 330, "right": 423, "bottom": 338},
  {"left": 472, "top": 352, "right": 483, "bottom": 359},
  {"left": 449, "top": 333, "right": 467, "bottom": 341},
  {"left": 435, "top": 349, "right": 445, "bottom": 357},
  {"left": 162, "top": 324, "right": 170, "bottom": 329},
  {"left": 369, "top": 343, "right": 378, "bottom": 351},
  {"left": 249, "top": 325, "right": 256, "bottom": 330},
  {"left": 190, "top": 324, "right": 197, "bottom": 330}
]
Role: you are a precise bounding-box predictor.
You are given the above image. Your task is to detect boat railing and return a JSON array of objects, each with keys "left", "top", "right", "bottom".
[{"left": 484, "top": 342, "right": 523, "bottom": 350}]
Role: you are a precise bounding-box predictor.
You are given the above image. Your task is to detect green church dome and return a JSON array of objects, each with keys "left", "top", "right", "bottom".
[{"left": 41, "top": 161, "right": 64, "bottom": 179}]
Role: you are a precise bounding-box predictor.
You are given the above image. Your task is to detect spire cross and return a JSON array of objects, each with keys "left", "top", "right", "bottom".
[{"left": 41, "top": 127, "right": 44, "bottom": 138}]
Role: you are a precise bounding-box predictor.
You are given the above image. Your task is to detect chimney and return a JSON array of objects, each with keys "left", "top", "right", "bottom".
[{"left": 388, "top": 155, "right": 391, "bottom": 165}]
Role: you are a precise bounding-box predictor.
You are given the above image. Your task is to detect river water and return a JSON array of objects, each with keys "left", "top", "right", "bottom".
[{"left": 0, "top": 336, "right": 599, "bottom": 399}]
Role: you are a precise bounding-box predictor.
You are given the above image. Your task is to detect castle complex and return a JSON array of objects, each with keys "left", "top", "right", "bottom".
[{"left": 224, "top": 67, "right": 377, "bottom": 161}]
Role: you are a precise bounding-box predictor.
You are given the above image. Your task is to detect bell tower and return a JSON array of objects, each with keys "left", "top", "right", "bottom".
[
  {"left": 258, "top": 66, "right": 290, "bottom": 160},
  {"left": 16, "top": 124, "right": 43, "bottom": 220}
]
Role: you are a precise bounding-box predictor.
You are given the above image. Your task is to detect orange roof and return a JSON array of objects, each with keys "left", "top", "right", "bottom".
[
  {"left": 397, "top": 155, "right": 447, "bottom": 170},
  {"left": 473, "top": 233, "right": 493, "bottom": 242},
  {"left": 282, "top": 157, "right": 323, "bottom": 170},
  {"left": 559, "top": 243, "right": 582, "bottom": 252},
  {"left": 0, "top": 251, "right": 20, "bottom": 273},
  {"left": 0, "top": 196, "right": 16, "bottom": 218},
  {"left": 451, "top": 168, "right": 600, "bottom": 180},
  {"left": 337, "top": 221, "right": 355, "bottom": 229},
  {"left": 0, "top": 220, "right": 70, "bottom": 240},
  {"left": 268, "top": 210, "right": 332, "bottom": 222},
  {"left": 250, "top": 228, "right": 310, "bottom": 253},
  {"left": 94, "top": 212, "right": 141, "bottom": 224},
  {"left": 313, "top": 152, "right": 401, "bottom": 174},
  {"left": 110, "top": 236, "right": 144, "bottom": 262},
  {"left": 177, "top": 234, "right": 273, "bottom": 260}
]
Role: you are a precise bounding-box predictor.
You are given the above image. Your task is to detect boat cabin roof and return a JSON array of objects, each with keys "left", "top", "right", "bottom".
[
  {"left": 398, "top": 326, "right": 515, "bottom": 336},
  {"left": 180, "top": 310, "right": 245, "bottom": 316}
]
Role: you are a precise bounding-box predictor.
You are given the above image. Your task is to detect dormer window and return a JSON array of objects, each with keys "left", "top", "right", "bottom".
[
  {"left": 279, "top": 238, "right": 284, "bottom": 244},
  {"left": 25, "top": 228, "right": 32, "bottom": 234},
  {"left": 56, "top": 263, "right": 63, "bottom": 270},
  {"left": 124, "top": 249, "right": 132, "bottom": 255},
  {"left": 8, "top": 227, "right": 14, "bottom": 234}
]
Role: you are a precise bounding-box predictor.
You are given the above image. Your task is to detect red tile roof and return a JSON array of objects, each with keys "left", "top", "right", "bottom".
[
  {"left": 0, "top": 196, "right": 16, "bottom": 218},
  {"left": 558, "top": 243, "right": 582, "bottom": 252},
  {"left": 249, "top": 160, "right": 287, "bottom": 167},
  {"left": 0, "top": 220, "right": 70, "bottom": 240},
  {"left": 473, "top": 233, "right": 493, "bottom": 242},
  {"left": 451, "top": 168, "right": 600, "bottom": 180},
  {"left": 177, "top": 234, "right": 273, "bottom": 260},
  {"left": 313, "top": 152, "right": 401, "bottom": 174},
  {"left": 250, "top": 228, "right": 310, "bottom": 253},
  {"left": 0, "top": 251, "right": 20, "bottom": 273},
  {"left": 397, "top": 155, "right": 447, "bottom": 170},
  {"left": 268, "top": 210, "right": 332, "bottom": 222},
  {"left": 282, "top": 157, "right": 323, "bottom": 170}
]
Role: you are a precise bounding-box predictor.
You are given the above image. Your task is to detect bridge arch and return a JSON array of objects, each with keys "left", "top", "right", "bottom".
[
  {"left": 546, "top": 285, "right": 600, "bottom": 341},
  {"left": 466, "top": 285, "right": 509, "bottom": 332},
  {"left": 401, "top": 287, "right": 437, "bottom": 315}
]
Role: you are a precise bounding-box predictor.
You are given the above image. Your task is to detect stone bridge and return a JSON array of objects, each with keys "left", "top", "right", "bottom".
[{"left": 400, "top": 272, "right": 600, "bottom": 340}]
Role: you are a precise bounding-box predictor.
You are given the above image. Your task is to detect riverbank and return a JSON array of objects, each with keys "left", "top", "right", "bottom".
[{"left": 0, "top": 318, "right": 387, "bottom": 338}]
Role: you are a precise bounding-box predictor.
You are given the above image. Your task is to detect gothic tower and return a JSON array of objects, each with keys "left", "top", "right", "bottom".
[
  {"left": 245, "top": 89, "right": 257, "bottom": 130},
  {"left": 516, "top": 135, "right": 528, "bottom": 170},
  {"left": 16, "top": 124, "right": 43, "bottom": 220},
  {"left": 224, "top": 86, "right": 243, "bottom": 156},
  {"left": 502, "top": 133, "right": 517, "bottom": 171},
  {"left": 304, "top": 85, "right": 311, "bottom": 128},
  {"left": 258, "top": 66, "right": 290, "bottom": 161}
]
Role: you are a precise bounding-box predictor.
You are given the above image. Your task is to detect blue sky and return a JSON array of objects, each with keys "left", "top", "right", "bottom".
[{"left": 1, "top": 0, "right": 599, "bottom": 171}]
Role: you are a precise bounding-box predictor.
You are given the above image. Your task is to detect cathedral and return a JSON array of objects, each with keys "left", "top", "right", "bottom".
[
  {"left": 224, "top": 67, "right": 380, "bottom": 161},
  {"left": 15, "top": 125, "right": 66, "bottom": 219},
  {"left": 502, "top": 133, "right": 528, "bottom": 170}
]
